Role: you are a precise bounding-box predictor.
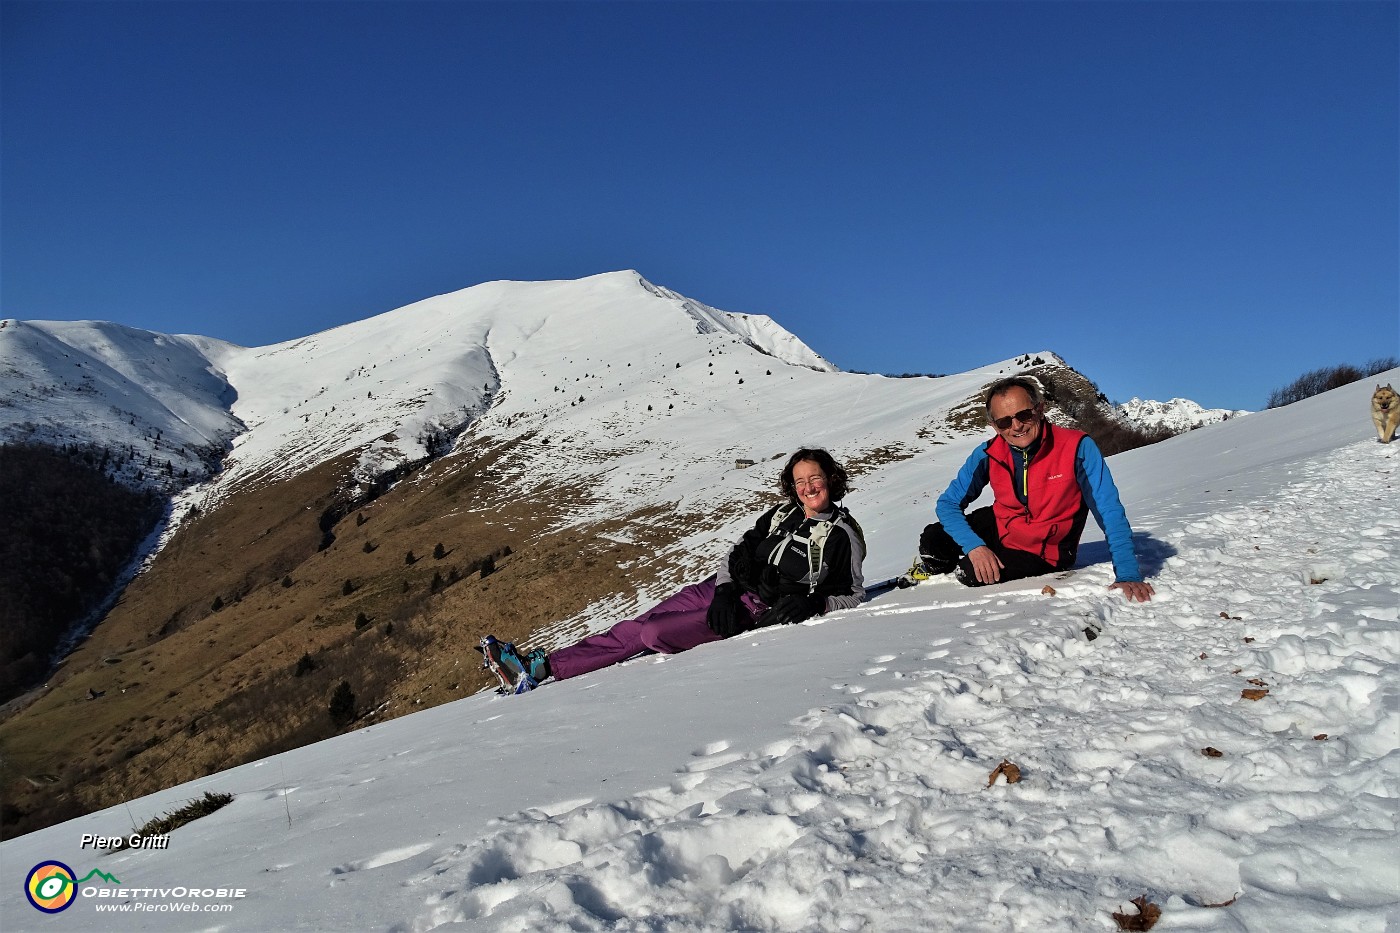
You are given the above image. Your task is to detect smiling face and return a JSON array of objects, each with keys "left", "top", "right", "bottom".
[
  {"left": 988, "top": 385, "right": 1043, "bottom": 449},
  {"left": 790, "top": 458, "right": 832, "bottom": 517}
]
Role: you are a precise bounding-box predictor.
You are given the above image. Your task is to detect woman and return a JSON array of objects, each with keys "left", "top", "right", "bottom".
[{"left": 479, "top": 448, "right": 866, "bottom": 694}]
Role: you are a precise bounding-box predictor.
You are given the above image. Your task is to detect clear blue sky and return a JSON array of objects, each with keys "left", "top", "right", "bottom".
[{"left": 2, "top": 1, "right": 1395, "bottom": 410}]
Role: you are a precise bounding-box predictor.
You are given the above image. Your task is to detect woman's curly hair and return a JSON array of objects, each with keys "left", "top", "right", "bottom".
[{"left": 779, "top": 448, "right": 850, "bottom": 504}]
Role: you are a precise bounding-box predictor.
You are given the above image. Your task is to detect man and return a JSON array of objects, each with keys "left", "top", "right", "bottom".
[{"left": 918, "top": 376, "right": 1155, "bottom": 602}]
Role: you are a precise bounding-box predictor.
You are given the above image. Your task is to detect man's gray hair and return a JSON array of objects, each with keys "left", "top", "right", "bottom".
[{"left": 983, "top": 375, "right": 1045, "bottom": 411}]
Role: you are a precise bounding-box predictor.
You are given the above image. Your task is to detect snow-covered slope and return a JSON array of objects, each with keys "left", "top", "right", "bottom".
[
  {"left": 637, "top": 277, "right": 836, "bottom": 372},
  {"left": 4, "top": 372, "right": 1395, "bottom": 932},
  {"left": 200, "top": 270, "right": 844, "bottom": 502},
  {"left": 1116, "top": 396, "right": 1250, "bottom": 433},
  {"left": 0, "top": 319, "right": 242, "bottom": 489}
]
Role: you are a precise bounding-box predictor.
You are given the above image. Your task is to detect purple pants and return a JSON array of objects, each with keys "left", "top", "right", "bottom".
[{"left": 548, "top": 576, "right": 765, "bottom": 681}]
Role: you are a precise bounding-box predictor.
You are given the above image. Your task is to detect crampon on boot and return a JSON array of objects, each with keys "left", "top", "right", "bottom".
[
  {"left": 896, "top": 554, "right": 933, "bottom": 588},
  {"left": 476, "top": 635, "right": 539, "bottom": 695}
]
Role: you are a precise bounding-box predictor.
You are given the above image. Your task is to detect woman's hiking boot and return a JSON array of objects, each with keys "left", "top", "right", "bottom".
[{"left": 476, "top": 636, "right": 539, "bottom": 694}]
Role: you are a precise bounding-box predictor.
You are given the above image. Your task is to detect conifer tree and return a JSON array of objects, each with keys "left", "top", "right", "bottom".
[{"left": 328, "top": 681, "right": 355, "bottom": 727}]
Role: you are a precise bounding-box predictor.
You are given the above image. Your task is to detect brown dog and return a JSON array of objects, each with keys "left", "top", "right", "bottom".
[{"left": 1373, "top": 384, "right": 1399, "bottom": 443}]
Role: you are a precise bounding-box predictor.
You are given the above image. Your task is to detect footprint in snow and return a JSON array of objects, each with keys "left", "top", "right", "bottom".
[
  {"left": 671, "top": 772, "right": 706, "bottom": 792},
  {"left": 330, "top": 842, "right": 433, "bottom": 874},
  {"left": 680, "top": 739, "right": 744, "bottom": 767},
  {"left": 692, "top": 740, "right": 731, "bottom": 757}
]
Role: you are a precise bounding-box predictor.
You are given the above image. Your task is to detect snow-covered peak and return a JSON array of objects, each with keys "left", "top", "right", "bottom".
[
  {"left": 1, "top": 273, "right": 843, "bottom": 505},
  {"left": 1116, "top": 396, "right": 1250, "bottom": 433},
  {"left": 1014, "top": 350, "right": 1067, "bottom": 368},
  {"left": 634, "top": 273, "right": 837, "bottom": 372}
]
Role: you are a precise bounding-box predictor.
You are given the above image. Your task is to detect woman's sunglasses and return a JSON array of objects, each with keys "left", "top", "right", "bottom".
[{"left": 991, "top": 407, "right": 1039, "bottom": 431}]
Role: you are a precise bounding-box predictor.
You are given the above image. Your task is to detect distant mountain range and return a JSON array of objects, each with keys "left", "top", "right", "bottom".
[
  {"left": 0, "top": 271, "right": 1231, "bottom": 839},
  {"left": 1115, "top": 396, "right": 1250, "bottom": 433}
]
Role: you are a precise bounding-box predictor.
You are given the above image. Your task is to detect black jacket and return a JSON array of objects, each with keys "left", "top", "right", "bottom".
[{"left": 716, "top": 503, "right": 866, "bottom": 614}]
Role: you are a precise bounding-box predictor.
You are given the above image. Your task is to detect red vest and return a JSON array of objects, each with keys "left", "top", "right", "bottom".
[{"left": 986, "top": 423, "right": 1088, "bottom": 566}]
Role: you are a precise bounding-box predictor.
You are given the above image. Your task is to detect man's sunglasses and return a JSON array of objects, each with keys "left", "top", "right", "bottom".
[{"left": 991, "top": 407, "right": 1039, "bottom": 431}]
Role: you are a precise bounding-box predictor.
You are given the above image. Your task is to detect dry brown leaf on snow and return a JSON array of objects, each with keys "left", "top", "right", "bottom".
[
  {"left": 1242, "top": 688, "right": 1269, "bottom": 701},
  {"left": 1201, "top": 747, "right": 1224, "bottom": 758},
  {"left": 1112, "top": 896, "right": 1163, "bottom": 931},
  {"left": 1041, "top": 585, "right": 1056, "bottom": 596},
  {"left": 987, "top": 759, "right": 1022, "bottom": 786},
  {"left": 1247, "top": 678, "right": 1268, "bottom": 687},
  {"left": 1243, "top": 637, "right": 1255, "bottom": 643},
  {"left": 1219, "top": 611, "right": 1242, "bottom": 620},
  {"left": 1314, "top": 734, "right": 1329, "bottom": 741},
  {"left": 1198, "top": 653, "right": 1208, "bottom": 660},
  {"left": 1203, "top": 895, "right": 1239, "bottom": 908}
]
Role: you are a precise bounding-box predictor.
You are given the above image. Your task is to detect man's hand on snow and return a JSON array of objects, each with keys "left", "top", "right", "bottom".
[{"left": 1109, "top": 580, "right": 1155, "bottom": 602}]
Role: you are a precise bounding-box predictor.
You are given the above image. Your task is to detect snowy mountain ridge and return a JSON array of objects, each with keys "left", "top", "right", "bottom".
[
  {"left": 636, "top": 276, "right": 836, "bottom": 372},
  {"left": 0, "top": 318, "right": 244, "bottom": 488},
  {"left": 5, "top": 271, "right": 1212, "bottom": 524},
  {"left": 3, "top": 270, "right": 1046, "bottom": 579},
  {"left": 1, "top": 271, "right": 836, "bottom": 503},
  {"left": 1116, "top": 395, "right": 1250, "bottom": 433}
]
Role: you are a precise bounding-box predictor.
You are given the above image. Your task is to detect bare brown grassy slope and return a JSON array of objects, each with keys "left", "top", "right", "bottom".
[{"left": 0, "top": 431, "right": 722, "bottom": 838}]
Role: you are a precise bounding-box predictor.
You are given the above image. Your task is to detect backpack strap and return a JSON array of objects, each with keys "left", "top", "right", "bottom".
[
  {"left": 764, "top": 503, "right": 800, "bottom": 538},
  {"left": 806, "top": 506, "right": 864, "bottom": 593},
  {"left": 837, "top": 507, "right": 866, "bottom": 555},
  {"left": 804, "top": 519, "right": 832, "bottom": 592}
]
